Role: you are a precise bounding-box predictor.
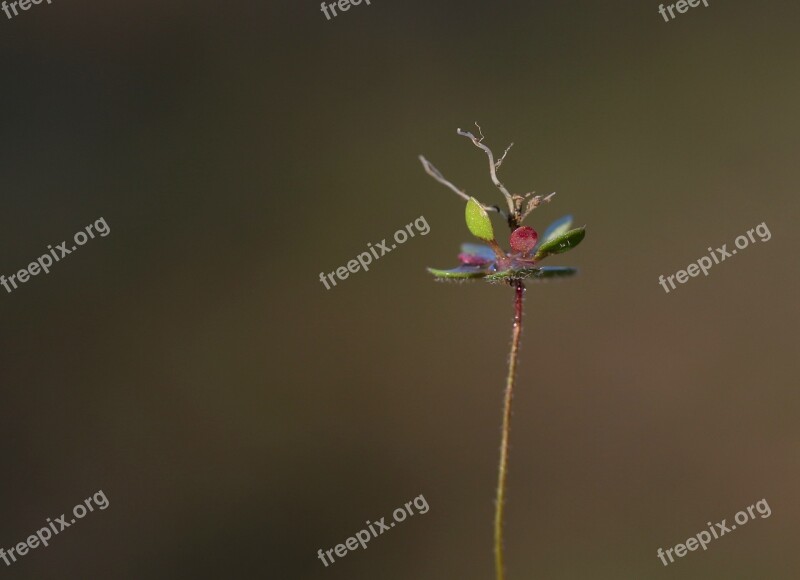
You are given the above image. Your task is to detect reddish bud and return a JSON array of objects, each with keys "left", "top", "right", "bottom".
[{"left": 510, "top": 226, "right": 538, "bottom": 254}]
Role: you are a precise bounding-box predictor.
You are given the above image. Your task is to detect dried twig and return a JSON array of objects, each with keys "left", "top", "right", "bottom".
[
  {"left": 418, "top": 155, "right": 505, "bottom": 218},
  {"left": 496, "top": 143, "right": 514, "bottom": 170},
  {"left": 456, "top": 124, "right": 515, "bottom": 215},
  {"left": 520, "top": 191, "right": 557, "bottom": 221}
]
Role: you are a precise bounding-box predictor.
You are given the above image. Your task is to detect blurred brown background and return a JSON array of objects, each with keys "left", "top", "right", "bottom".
[{"left": 0, "top": 0, "right": 798, "bottom": 578}]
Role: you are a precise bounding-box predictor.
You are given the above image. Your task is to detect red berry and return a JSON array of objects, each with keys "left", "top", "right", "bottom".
[{"left": 509, "top": 226, "right": 538, "bottom": 254}]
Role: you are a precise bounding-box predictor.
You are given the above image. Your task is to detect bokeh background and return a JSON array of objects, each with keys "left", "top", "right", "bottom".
[{"left": 1, "top": 0, "right": 798, "bottom": 578}]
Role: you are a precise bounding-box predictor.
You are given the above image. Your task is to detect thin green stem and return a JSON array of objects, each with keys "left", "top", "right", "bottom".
[{"left": 494, "top": 279, "right": 525, "bottom": 580}]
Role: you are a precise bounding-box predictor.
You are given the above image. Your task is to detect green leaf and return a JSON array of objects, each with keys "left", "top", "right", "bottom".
[
  {"left": 540, "top": 215, "right": 573, "bottom": 245},
  {"left": 530, "top": 266, "right": 578, "bottom": 279},
  {"left": 465, "top": 197, "right": 495, "bottom": 242},
  {"left": 484, "top": 266, "right": 577, "bottom": 282},
  {"left": 427, "top": 265, "right": 489, "bottom": 280},
  {"left": 533, "top": 226, "right": 585, "bottom": 261}
]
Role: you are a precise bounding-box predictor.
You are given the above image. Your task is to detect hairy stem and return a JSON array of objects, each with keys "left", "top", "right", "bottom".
[{"left": 494, "top": 279, "right": 525, "bottom": 580}]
